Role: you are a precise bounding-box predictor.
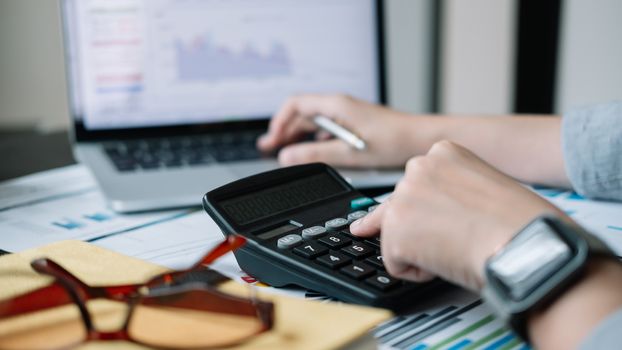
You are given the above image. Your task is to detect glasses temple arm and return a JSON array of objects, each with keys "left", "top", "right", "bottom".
[
  {"left": 1, "top": 236, "right": 247, "bottom": 320},
  {"left": 146, "top": 235, "right": 246, "bottom": 288},
  {"left": 194, "top": 235, "right": 247, "bottom": 268},
  {"left": 0, "top": 283, "right": 73, "bottom": 319}
]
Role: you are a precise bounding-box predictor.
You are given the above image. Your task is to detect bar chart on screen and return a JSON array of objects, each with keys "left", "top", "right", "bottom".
[
  {"left": 175, "top": 35, "right": 292, "bottom": 82},
  {"left": 70, "top": 0, "right": 379, "bottom": 129}
]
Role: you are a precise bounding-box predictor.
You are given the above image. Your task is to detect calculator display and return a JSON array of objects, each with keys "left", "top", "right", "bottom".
[
  {"left": 257, "top": 223, "right": 299, "bottom": 240},
  {"left": 220, "top": 173, "right": 347, "bottom": 225}
]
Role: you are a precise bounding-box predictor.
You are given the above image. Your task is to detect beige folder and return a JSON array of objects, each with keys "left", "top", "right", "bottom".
[{"left": 0, "top": 241, "right": 391, "bottom": 350}]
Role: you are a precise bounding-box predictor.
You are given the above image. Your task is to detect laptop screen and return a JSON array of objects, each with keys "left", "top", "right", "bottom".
[{"left": 62, "top": 0, "right": 382, "bottom": 132}]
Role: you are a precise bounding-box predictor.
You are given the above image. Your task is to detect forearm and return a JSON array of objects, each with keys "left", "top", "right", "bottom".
[
  {"left": 412, "top": 115, "right": 570, "bottom": 188},
  {"left": 528, "top": 258, "right": 622, "bottom": 349}
]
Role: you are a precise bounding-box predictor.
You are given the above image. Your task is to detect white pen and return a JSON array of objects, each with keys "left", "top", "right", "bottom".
[{"left": 313, "top": 115, "right": 367, "bottom": 151}]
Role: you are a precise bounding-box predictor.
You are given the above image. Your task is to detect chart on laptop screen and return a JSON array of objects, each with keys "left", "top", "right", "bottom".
[{"left": 65, "top": 0, "right": 380, "bottom": 130}]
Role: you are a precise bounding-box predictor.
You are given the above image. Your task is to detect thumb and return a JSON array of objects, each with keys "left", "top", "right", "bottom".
[
  {"left": 349, "top": 202, "right": 386, "bottom": 237},
  {"left": 277, "top": 139, "right": 366, "bottom": 167}
]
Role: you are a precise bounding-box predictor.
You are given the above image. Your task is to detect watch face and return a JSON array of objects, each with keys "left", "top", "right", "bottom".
[{"left": 488, "top": 220, "right": 574, "bottom": 300}]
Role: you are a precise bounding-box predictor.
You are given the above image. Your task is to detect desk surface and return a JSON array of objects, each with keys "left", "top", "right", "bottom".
[
  {"left": 0, "top": 130, "right": 76, "bottom": 182},
  {"left": 0, "top": 130, "right": 391, "bottom": 256},
  {"left": 0, "top": 130, "right": 75, "bottom": 255}
]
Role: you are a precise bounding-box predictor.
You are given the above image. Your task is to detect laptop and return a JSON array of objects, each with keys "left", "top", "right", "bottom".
[{"left": 60, "top": 0, "right": 402, "bottom": 213}]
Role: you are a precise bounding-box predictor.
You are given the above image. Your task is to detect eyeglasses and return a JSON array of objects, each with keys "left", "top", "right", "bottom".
[{"left": 0, "top": 235, "right": 274, "bottom": 350}]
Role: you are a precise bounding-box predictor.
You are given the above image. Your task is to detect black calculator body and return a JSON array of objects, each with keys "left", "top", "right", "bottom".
[{"left": 202, "top": 163, "right": 441, "bottom": 310}]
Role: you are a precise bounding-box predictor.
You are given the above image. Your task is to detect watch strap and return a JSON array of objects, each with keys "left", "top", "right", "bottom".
[
  {"left": 483, "top": 215, "right": 617, "bottom": 344},
  {"left": 570, "top": 222, "right": 616, "bottom": 257}
]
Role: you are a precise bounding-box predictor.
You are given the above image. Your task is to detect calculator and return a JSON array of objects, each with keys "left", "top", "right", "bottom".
[{"left": 202, "top": 163, "right": 441, "bottom": 310}]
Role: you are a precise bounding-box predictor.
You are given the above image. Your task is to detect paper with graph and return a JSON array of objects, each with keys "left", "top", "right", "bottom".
[{"left": 2, "top": 165, "right": 620, "bottom": 350}]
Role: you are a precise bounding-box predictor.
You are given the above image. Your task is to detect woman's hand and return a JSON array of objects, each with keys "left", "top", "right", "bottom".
[
  {"left": 258, "top": 94, "right": 435, "bottom": 168},
  {"left": 350, "top": 141, "right": 564, "bottom": 291}
]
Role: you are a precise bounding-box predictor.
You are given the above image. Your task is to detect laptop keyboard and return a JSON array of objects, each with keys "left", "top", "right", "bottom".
[{"left": 104, "top": 131, "right": 265, "bottom": 172}]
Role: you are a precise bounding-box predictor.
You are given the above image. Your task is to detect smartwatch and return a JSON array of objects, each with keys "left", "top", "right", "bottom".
[{"left": 482, "top": 215, "right": 616, "bottom": 342}]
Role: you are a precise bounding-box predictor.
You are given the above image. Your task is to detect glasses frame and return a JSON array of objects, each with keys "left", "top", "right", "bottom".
[{"left": 0, "top": 235, "right": 274, "bottom": 349}]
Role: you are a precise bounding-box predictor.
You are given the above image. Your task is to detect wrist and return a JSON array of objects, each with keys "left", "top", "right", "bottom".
[
  {"left": 470, "top": 221, "right": 518, "bottom": 291},
  {"left": 480, "top": 214, "right": 622, "bottom": 348},
  {"left": 473, "top": 195, "right": 568, "bottom": 291},
  {"left": 528, "top": 258, "right": 622, "bottom": 349},
  {"left": 472, "top": 206, "right": 567, "bottom": 291},
  {"left": 405, "top": 115, "right": 452, "bottom": 155}
]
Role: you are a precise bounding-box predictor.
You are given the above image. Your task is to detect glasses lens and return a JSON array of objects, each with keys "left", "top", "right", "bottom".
[
  {"left": 0, "top": 302, "right": 86, "bottom": 350},
  {"left": 129, "top": 289, "right": 266, "bottom": 349},
  {"left": 88, "top": 299, "right": 130, "bottom": 333}
]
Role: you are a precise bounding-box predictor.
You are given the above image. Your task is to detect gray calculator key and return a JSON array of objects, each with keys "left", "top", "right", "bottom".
[
  {"left": 347, "top": 210, "right": 367, "bottom": 222},
  {"left": 302, "top": 226, "right": 327, "bottom": 239},
  {"left": 325, "top": 218, "right": 349, "bottom": 230},
  {"left": 277, "top": 234, "right": 302, "bottom": 249},
  {"left": 368, "top": 204, "right": 380, "bottom": 212}
]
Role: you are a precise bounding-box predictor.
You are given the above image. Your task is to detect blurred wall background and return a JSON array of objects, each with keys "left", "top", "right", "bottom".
[
  {"left": 0, "top": 0, "right": 68, "bottom": 131},
  {"left": 0, "top": 0, "right": 620, "bottom": 132},
  {"left": 440, "top": 0, "right": 516, "bottom": 114},
  {"left": 556, "top": 0, "right": 622, "bottom": 113}
]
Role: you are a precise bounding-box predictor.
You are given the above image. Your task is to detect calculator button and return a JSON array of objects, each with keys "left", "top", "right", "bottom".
[
  {"left": 302, "top": 226, "right": 327, "bottom": 239},
  {"left": 368, "top": 204, "right": 380, "bottom": 212},
  {"left": 277, "top": 234, "right": 302, "bottom": 249},
  {"left": 366, "top": 237, "right": 381, "bottom": 248},
  {"left": 316, "top": 251, "right": 351, "bottom": 269},
  {"left": 340, "top": 262, "right": 375, "bottom": 280},
  {"left": 293, "top": 242, "right": 328, "bottom": 259},
  {"left": 340, "top": 228, "right": 362, "bottom": 240},
  {"left": 325, "top": 218, "right": 349, "bottom": 231},
  {"left": 365, "top": 273, "right": 400, "bottom": 291},
  {"left": 318, "top": 234, "right": 351, "bottom": 248},
  {"left": 347, "top": 210, "right": 367, "bottom": 222},
  {"left": 342, "top": 243, "right": 374, "bottom": 258},
  {"left": 350, "top": 197, "right": 375, "bottom": 210},
  {"left": 365, "top": 254, "right": 384, "bottom": 269}
]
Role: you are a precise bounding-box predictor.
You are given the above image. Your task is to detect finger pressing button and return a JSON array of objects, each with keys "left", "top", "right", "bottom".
[{"left": 347, "top": 210, "right": 367, "bottom": 222}]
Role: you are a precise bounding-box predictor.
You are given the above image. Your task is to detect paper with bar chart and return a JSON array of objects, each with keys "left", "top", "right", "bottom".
[
  {"left": 1, "top": 165, "right": 621, "bottom": 349},
  {"left": 535, "top": 188, "right": 622, "bottom": 256},
  {"left": 0, "top": 165, "right": 192, "bottom": 252},
  {"left": 374, "top": 289, "right": 529, "bottom": 350}
]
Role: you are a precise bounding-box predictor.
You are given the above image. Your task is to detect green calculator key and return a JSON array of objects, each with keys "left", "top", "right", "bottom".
[{"left": 350, "top": 197, "right": 375, "bottom": 210}]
